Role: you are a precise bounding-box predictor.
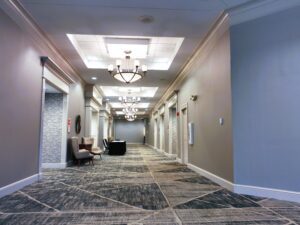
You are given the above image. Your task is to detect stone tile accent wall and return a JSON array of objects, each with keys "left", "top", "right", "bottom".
[{"left": 42, "top": 93, "right": 64, "bottom": 163}]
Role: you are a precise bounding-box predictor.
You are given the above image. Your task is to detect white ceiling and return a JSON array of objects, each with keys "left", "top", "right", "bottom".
[
  {"left": 100, "top": 86, "right": 158, "bottom": 98},
  {"left": 67, "top": 34, "right": 184, "bottom": 70},
  {"left": 20, "top": 0, "right": 255, "bottom": 114}
]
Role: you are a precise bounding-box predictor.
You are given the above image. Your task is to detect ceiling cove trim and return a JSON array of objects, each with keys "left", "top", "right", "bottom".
[
  {"left": 0, "top": 0, "right": 84, "bottom": 84},
  {"left": 227, "top": 0, "right": 300, "bottom": 25},
  {"left": 152, "top": 12, "right": 228, "bottom": 113}
]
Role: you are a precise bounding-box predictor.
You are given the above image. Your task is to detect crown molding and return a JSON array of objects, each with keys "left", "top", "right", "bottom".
[
  {"left": 41, "top": 56, "right": 75, "bottom": 84},
  {"left": 227, "top": 0, "right": 300, "bottom": 25},
  {"left": 151, "top": 12, "right": 229, "bottom": 114},
  {"left": 0, "top": 0, "right": 84, "bottom": 84}
]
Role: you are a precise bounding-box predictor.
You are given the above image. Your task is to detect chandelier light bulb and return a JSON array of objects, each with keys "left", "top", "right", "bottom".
[
  {"left": 134, "top": 60, "right": 140, "bottom": 67},
  {"left": 142, "top": 65, "right": 147, "bottom": 72},
  {"left": 116, "top": 59, "right": 122, "bottom": 66},
  {"left": 108, "top": 64, "right": 114, "bottom": 72}
]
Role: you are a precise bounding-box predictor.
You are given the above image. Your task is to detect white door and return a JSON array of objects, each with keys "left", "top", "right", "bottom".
[{"left": 181, "top": 107, "right": 188, "bottom": 164}]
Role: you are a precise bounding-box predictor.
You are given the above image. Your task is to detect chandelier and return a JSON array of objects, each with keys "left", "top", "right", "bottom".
[
  {"left": 125, "top": 113, "right": 137, "bottom": 122},
  {"left": 123, "top": 106, "right": 138, "bottom": 122},
  {"left": 108, "top": 52, "right": 147, "bottom": 84},
  {"left": 119, "top": 96, "right": 141, "bottom": 107},
  {"left": 123, "top": 107, "right": 138, "bottom": 114}
]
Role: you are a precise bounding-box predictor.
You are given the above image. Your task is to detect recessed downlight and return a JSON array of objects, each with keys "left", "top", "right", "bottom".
[{"left": 91, "top": 77, "right": 97, "bottom": 80}]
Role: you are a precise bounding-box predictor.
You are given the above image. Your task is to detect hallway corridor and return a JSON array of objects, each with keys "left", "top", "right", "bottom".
[{"left": 0, "top": 145, "right": 299, "bottom": 224}]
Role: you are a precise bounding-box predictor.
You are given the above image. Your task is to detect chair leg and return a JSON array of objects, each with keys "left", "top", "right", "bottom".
[
  {"left": 100, "top": 154, "right": 102, "bottom": 160},
  {"left": 91, "top": 158, "right": 94, "bottom": 166}
]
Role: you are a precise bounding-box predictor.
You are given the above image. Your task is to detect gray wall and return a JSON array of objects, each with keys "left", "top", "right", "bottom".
[
  {"left": 231, "top": 6, "right": 300, "bottom": 192},
  {"left": 67, "top": 83, "right": 86, "bottom": 139},
  {"left": 42, "top": 93, "right": 64, "bottom": 163},
  {"left": 0, "top": 9, "right": 42, "bottom": 187},
  {"left": 177, "top": 18, "right": 233, "bottom": 182},
  {"left": 115, "top": 119, "right": 145, "bottom": 143},
  {"left": 147, "top": 17, "right": 233, "bottom": 182},
  {"left": 145, "top": 117, "right": 154, "bottom": 146},
  {"left": 0, "top": 8, "right": 86, "bottom": 188}
]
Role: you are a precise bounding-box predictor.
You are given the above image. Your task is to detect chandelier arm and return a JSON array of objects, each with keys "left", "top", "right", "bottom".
[
  {"left": 129, "top": 66, "right": 141, "bottom": 82},
  {"left": 117, "top": 66, "right": 130, "bottom": 83},
  {"left": 126, "top": 66, "right": 139, "bottom": 83}
]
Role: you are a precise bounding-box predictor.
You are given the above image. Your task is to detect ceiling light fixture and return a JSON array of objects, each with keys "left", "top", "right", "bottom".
[
  {"left": 125, "top": 113, "right": 137, "bottom": 122},
  {"left": 123, "top": 107, "right": 138, "bottom": 114},
  {"left": 91, "top": 76, "right": 97, "bottom": 80},
  {"left": 119, "top": 96, "right": 141, "bottom": 107},
  {"left": 108, "top": 51, "right": 147, "bottom": 84}
]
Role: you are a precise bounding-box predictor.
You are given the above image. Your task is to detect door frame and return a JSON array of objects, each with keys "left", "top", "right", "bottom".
[
  {"left": 39, "top": 65, "right": 70, "bottom": 176},
  {"left": 159, "top": 114, "right": 164, "bottom": 151},
  {"left": 154, "top": 117, "right": 158, "bottom": 149},
  {"left": 180, "top": 103, "right": 188, "bottom": 164}
]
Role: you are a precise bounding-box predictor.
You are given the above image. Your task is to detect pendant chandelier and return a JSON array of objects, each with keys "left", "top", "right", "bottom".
[
  {"left": 123, "top": 107, "right": 138, "bottom": 114},
  {"left": 123, "top": 106, "right": 138, "bottom": 122},
  {"left": 125, "top": 113, "right": 137, "bottom": 122},
  {"left": 108, "top": 51, "right": 147, "bottom": 84},
  {"left": 119, "top": 96, "right": 141, "bottom": 107}
]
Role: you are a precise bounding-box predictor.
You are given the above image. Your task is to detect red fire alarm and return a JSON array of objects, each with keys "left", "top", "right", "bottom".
[
  {"left": 176, "top": 112, "right": 180, "bottom": 117},
  {"left": 67, "top": 118, "right": 71, "bottom": 133}
]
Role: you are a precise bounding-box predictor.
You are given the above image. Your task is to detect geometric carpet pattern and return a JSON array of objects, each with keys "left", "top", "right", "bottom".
[{"left": 0, "top": 145, "right": 299, "bottom": 224}]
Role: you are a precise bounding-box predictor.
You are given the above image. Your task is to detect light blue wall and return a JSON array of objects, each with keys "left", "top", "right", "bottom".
[{"left": 231, "top": 6, "right": 300, "bottom": 192}]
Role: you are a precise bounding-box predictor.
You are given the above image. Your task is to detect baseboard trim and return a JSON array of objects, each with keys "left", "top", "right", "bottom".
[
  {"left": 42, "top": 163, "right": 67, "bottom": 169},
  {"left": 234, "top": 184, "right": 300, "bottom": 203},
  {"left": 146, "top": 144, "right": 160, "bottom": 152},
  {"left": 187, "top": 163, "right": 234, "bottom": 191},
  {"left": 145, "top": 144, "right": 155, "bottom": 149},
  {"left": 176, "top": 158, "right": 183, "bottom": 163},
  {"left": 163, "top": 152, "right": 177, "bottom": 158},
  {"left": 0, "top": 174, "right": 39, "bottom": 198},
  {"left": 187, "top": 162, "right": 300, "bottom": 203}
]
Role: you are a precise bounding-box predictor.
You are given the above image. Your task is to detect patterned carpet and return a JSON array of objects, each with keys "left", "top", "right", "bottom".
[{"left": 0, "top": 145, "right": 299, "bottom": 224}]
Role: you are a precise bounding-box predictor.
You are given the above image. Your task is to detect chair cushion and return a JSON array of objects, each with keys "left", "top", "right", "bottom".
[
  {"left": 91, "top": 148, "right": 104, "bottom": 155},
  {"left": 77, "top": 149, "right": 93, "bottom": 159},
  {"left": 82, "top": 137, "right": 94, "bottom": 145}
]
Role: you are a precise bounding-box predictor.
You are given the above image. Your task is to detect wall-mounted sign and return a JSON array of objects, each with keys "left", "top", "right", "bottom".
[{"left": 188, "top": 122, "right": 194, "bottom": 145}]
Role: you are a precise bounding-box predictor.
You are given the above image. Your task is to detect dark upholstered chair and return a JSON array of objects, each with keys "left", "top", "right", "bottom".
[
  {"left": 103, "top": 139, "right": 109, "bottom": 152},
  {"left": 71, "top": 137, "right": 94, "bottom": 166}
]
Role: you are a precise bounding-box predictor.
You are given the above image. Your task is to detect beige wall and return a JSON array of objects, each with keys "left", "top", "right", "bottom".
[{"left": 147, "top": 16, "right": 233, "bottom": 182}]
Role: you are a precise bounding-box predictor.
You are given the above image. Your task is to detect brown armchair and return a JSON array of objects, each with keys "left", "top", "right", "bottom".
[{"left": 82, "top": 137, "right": 104, "bottom": 159}]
